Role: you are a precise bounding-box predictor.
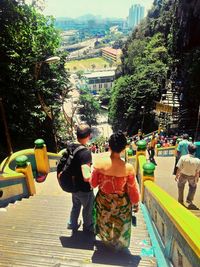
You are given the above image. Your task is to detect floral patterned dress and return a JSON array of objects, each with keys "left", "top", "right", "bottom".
[{"left": 91, "top": 169, "right": 139, "bottom": 249}]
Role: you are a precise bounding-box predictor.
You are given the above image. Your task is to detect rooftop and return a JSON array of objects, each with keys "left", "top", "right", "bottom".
[
  {"left": 101, "top": 47, "right": 122, "bottom": 56},
  {"left": 83, "top": 70, "right": 115, "bottom": 79}
]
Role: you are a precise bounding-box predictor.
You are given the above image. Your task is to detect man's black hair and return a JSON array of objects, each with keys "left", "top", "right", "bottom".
[
  {"left": 109, "top": 131, "right": 127, "bottom": 153},
  {"left": 76, "top": 124, "right": 91, "bottom": 139},
  {"left": 188, "top": 144, "right": 196, "bottom": 154},
  {"left": 182, "top": 133, "right": 189, "bottom": 140}
]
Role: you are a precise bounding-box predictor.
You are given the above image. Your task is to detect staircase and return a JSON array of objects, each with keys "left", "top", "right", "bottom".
[
  {"left": 0, "top": 174, "right": 157, "bottom": 267},
  {"left": 159, "top": 79, "right": 180, "bottom": 129}
]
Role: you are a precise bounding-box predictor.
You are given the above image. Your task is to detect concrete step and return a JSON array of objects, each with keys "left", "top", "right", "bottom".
[
  {"left": 190, "top": 210, "right": 200, "bottom": 218},
  {"left": 0, "top": 194, "right": 157, "bottom": 267}
]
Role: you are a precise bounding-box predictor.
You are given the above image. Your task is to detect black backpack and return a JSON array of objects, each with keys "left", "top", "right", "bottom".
[{"left": 57, "top": 144, "right": 86, "bottom": 192}]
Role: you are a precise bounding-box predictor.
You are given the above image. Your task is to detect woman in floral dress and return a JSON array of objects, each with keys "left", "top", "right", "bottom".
[{"left": 90, "top": 131, "right": 140, "bottom": 250}]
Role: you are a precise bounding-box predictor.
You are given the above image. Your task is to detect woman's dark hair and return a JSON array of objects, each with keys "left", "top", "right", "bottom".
[{"left": 109, "top": 131, "right": 127, "bottom": 153}]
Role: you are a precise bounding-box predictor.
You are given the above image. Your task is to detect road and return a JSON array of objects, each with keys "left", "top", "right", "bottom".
[
  {"left": 67, "top": 38, "right": 98, "bottom": 59},
  {"left": 95, "top": 116, "right": 113, "bottom": 139}
]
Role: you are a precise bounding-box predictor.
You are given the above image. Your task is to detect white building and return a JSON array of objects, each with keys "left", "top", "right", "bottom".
[
  {"left": 128, "top": 4, "right": 145, "bottom": 29},
  {"left": 82, "top": 70, "right": 115, "bottom": 94}
]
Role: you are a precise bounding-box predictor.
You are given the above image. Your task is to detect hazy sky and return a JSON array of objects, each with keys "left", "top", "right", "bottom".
[{"left": 42, "top": 0, "right": 154, "bottom": 18}]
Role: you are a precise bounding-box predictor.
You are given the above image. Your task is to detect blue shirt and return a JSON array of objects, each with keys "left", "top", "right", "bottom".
[
  {"left": 194, "top": 141, "right": 200, "bottom": 159},
  {"left": 177, "top": 140, "right": 190, "bottom": 156}
]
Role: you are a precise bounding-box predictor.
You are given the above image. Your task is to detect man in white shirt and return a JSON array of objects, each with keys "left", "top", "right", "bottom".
[{"left": 176, "top": 144, "right": 200, "bottom": 208}]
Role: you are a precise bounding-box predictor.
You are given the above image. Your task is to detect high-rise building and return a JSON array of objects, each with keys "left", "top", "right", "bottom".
[{"left": 128, "top": 4, "right": 145, "bottom": 29}]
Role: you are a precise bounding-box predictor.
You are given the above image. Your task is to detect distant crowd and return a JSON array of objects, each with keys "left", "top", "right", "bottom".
[
  {"left": 89, "top": 142, "right": 109, "bottom": 153},
  {"left": 125, "top": 130, "right": 200, "bottom": 209},
  {"left": 125, "top": 131, "right": 200, "bottom": 158}
]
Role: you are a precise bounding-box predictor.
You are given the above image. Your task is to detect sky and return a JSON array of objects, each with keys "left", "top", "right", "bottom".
[{"left": 41, "top": 0, "right": 154, "bottom": 19}]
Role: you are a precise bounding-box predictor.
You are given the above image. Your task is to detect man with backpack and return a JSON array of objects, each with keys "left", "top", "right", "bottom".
[{"left": 57, "top": 123, "right": 94, "bottom": 233}]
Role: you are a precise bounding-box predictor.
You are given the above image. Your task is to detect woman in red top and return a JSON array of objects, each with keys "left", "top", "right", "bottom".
[{"left": 90, "top": 131, "right": 140, "bottom": 251}]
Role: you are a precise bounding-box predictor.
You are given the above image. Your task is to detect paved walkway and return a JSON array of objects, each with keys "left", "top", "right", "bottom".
[{"left": 154, "top": 156, "right": 200, "bottom": 209}]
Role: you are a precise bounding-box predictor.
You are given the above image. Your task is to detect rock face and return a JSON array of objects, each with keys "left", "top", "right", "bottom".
[
  {"left": 177, "top": 0, "right": 200, "bottom": 51},
  {"left": 175, "top": 0, "right": 200, "bottom": 135}
]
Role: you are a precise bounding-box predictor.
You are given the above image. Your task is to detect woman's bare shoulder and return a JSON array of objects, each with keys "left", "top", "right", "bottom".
[
  {"left": 93, "top": 156, "right": 111, "bottom": 170},
  {"left": 125, "top": 162, "right": 135, "bottom": 175}
]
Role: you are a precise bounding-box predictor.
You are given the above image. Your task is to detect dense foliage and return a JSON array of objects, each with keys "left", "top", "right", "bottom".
[
  {"left": 79, "top": 87, "right": 100, "bottom": 126},
  {"left": 109, "top": 0, "right": 200, "bottom": 136},
  {"left": 1, "top": 0, "right": 200, "bottom": 159},
  {"left": 109, "top": 1, "right": 174, "bottom": 134},
  {"left": 109, "top": 32, "right": 170, "bottom": 134},
  {"left": 99, "top": 87, "right": 111, "bottom": 105},
  {"left": 0, "top": 0, "right": 70, "bottom": 157}
]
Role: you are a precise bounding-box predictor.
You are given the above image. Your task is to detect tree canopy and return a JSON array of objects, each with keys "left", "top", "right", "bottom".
[
  {"left": 0, "top": 0, "right": 70, "bottom": 157},
  {"left": 109, "top": 33, "right": 169, "bottom": 134},
  {"left": 109, "top": 0, "right": 200, "bottom": 136},
  {"left": 79, "top": 87, "right": 100, "bottom": 126}
]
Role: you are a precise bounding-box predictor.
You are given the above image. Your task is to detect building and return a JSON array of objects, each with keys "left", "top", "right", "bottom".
[
  {"left": 101, "top": 47, "right": 122, "bottom": 64},
  {"left": 82, "top": 70, "right": 116, "bottom": 94},
  {"left": 128, "top": 4, "right": 145, "bottom": 29}
]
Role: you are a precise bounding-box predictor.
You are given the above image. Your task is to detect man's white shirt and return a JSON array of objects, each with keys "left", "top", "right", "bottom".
[{"left": 177, "top": 154, "right": 200, "bottom": 176}]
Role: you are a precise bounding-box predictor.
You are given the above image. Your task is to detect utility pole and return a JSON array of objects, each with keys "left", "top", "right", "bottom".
[{"left": 141, "top": 106, "right": 145, "bottom": 133}]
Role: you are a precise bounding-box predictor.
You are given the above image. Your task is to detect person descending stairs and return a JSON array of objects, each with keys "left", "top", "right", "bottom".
[{"left": 0, "top": 170, "right": 157, "bottom": 267}]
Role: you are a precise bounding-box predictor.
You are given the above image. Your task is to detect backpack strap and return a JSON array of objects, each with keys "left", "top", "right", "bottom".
[{"left": 72, "top": 145, "right": 86, "bottom": 157}]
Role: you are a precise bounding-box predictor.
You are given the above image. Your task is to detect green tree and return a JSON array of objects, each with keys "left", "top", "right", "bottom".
[
  {"left": 99, "top": 87, "right": 111, "bottom": 106},
  {"left": 91, "top": 64, "right": 96, "bottom": 71},
  {"left": 79, "top": 88, "right": 100, "bottom": 126},
  {"left": 0, "top": 0, "right": 70, "bottom": 155},
  {"left": 76, "top": 70, "right": 84, "bottom": 79},
  {"left": 109, "top": 33, "right": 169, "bottom": 134},
  {"left": 112, "top": 39, "right": 124, "bottom": 49}
]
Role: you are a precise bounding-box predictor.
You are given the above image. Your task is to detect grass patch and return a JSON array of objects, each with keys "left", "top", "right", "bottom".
[{"left": 65, "top": 57, "right": 113, "bottom": 72}]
